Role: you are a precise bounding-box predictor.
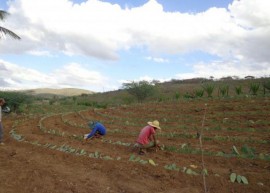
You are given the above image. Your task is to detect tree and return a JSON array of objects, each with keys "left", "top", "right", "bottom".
[
  {"left": 0, "top": 10, "right": 20, "bottom": 39},
  {"left": 0, "top": 91, "right": 33, "bottom": 113},
  {"left": 122, "top": 80, "right": 156, "bottom": 102}
]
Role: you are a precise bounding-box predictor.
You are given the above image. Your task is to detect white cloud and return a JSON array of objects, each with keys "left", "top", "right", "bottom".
[
  {"left": 229, "top": 0, "right": 270, "bottom": 28},
  {"left": 27, "top": 50, "right": 55, "bottom": 57},
  {"left": 175, "top": 60, "right": 270, "bottom": 80},
  {"left": 0, "top": 60, "right": 112, "bottom": 91},
  {"left": 1, "top": 0, "right": 269, "bottom": 61},
  {"left": 145, "top": 56, "right": 169, "bottom": 63},
  {"left": 0, "top": 0, "right": 269, "bottom": 85}
]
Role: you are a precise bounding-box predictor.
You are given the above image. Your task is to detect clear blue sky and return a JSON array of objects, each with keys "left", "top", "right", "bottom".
[{"left": 0, "top": 0, "right": 269, "bottom": 92}]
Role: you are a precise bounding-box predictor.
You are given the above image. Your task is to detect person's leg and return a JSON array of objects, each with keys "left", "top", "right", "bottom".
[
  {"left": 142, "top": 140, "right": 160, "bottom": 149},
  {"left": 0, "top": 122, "right": 3, "bottom": 144},
  {"left": 142, "top": 140, "right": 163, "bottom": 152},
  {"left": 94, "top": 131, "right": 102, "bottom": 138},
  {"left": 137, "top": 141, "right": 157, "bottom": 154}
]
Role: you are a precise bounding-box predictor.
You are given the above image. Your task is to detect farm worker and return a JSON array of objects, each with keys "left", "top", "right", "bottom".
[
  {"left": 134, "top": 120, "right": 161, "bottom": 155},
  {"left": 0, "top": 98, "right": 6, "bottom": 145},
  {"left": 84, "top": 121, "right": 106, "bottom": 140}
]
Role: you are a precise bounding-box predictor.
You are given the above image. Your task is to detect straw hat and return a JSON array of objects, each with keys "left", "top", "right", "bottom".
[{"left": 147, "top": 120, "right": 161, "bottom": 130}]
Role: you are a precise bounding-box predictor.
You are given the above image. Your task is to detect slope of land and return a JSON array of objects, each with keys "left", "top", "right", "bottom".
[{"left": 0, "top": 96, "right": 269, "bottom": 193}]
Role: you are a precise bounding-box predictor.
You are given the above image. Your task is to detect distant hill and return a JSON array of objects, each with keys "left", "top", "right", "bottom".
[{"left": 23, "top": 88, "right": 94, "bottom": 98}]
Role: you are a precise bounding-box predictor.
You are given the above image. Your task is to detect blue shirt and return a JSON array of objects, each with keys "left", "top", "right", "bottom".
[{"left": 87, "top": 122, "right": 106, "bottom": 139}]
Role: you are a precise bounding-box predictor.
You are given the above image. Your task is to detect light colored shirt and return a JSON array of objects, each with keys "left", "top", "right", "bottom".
[
  {"left": 0, "top": 106, "right": 2, "bottom": 122},
  {"left": 136, "top": 125, "right": 156, "bottom": 145}
]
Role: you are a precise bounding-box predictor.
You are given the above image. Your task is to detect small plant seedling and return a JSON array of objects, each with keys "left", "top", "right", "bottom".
[
  {"left": 148, "top": 159, "right": 157, "bottom": 166},
  {"left": 129, "top": 154, "right": 148, "bottom": 164},
  {"left": 185, "top": 168, "right": 199, "bottom": 175},
  {"left": 129, "top": 154, "right": 136, "bottom": 161},
  {"left": 164, "top": 163, "right": 180, "bottom": 171},
  {"left": 103, "top": 155, "right": 113, "bottom": 160},
  {"left": 232, "top": 145, "right": 240, "bottom": 155},
  {"left": 202, "top": 169, "right": 208, "bottom": 176},
  {"left": 237, "top": 175, "right": 242, "bottom": 183},
  {"left": 230, "top": 173, "right": 237, "bottom": 182},
  {"left": 230, "top": 172, "right": 248, "bottom": 185},
  {"left": 241, "top": 176, "right": 248, "bottom": 184}
]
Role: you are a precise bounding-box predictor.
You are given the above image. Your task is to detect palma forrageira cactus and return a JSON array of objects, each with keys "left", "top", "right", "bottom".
[
  {"left": 235, "top": 85, "right": 242, "bottom": 95},
  {"left": 202, "top": 84, "right": 215, "bottom": 97},
  {"left": 249, "top": 82, "right": 260, "bottom": 95},
  {"left": 218, "top": 84, "right": 229, "bottom": 97}
]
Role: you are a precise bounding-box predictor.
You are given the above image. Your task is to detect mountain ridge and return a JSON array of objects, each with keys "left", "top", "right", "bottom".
[{"left": 22, "top": 88, "right": 94, "bottom": 97}]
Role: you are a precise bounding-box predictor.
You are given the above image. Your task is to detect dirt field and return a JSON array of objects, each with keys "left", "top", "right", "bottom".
[{"left": 0, "top": 97, "right": 269, "bottom": 193}]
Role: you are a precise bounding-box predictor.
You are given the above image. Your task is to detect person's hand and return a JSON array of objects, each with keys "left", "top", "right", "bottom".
[{"left": 155, "top": 145, "right": 161, "bottom": 152}]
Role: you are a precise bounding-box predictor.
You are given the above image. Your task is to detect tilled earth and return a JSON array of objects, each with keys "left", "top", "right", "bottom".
[{"left": 0, "top": 98, "right": 270, "bottom": 193}]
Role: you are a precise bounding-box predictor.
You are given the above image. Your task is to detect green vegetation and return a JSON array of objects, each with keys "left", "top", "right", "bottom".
[
  {"left": 202, "top": 83, "right": 215, "bottom": 97},
  {"left": 122, "top": 80, "right": 157, "bottom": 102},
  {"left": 235, "top": 85, "right": 242, "bottom": 95},
  {"left": 174, "top": 92, "right": 180, "bottom": 100},
  {"left": 194, "top": 89, "right": 204, "bottom": 98},
  {"left": 218, "top": 84, "right": 229, "bottom": 97},
  {"left": 230, "top": 173, "right": 249, "bottom": 185},
  {"left": 0, "top": 91, "right": 34, "bottom": 113},
  {"left": 164, "top": 163, "right": 180, "bottom": 171},
  {"left": 249, "top": 82, "right": 260, "bottom": 95},
  {"left": 2, "top": 77, "right": 269, "bottom": 113},
  {"left": 263, "top": 80, "right": 270, "bottom": 94}
]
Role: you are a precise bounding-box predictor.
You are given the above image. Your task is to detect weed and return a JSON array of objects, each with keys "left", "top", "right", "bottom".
[
  {"left": 174, "top": 92, "right": 180, "bottom": 100},
  {"left": 240, "top": 144, "right": 256, "bottom": 158}
]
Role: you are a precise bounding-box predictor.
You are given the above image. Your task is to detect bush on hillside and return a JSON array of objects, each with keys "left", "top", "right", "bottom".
[
  {"left": 0, "top": 91, "right": 34, "bottom": 113},
  {"left": 122, "top": 80, "right": 157, "bottom": 103}
]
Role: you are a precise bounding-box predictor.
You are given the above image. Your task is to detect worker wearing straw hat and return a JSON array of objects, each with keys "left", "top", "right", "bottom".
[{"left": 134, "top": 120, "right": 161, "bottom": 155}]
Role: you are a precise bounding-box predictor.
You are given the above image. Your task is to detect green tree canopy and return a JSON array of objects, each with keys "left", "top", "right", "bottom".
[
  {"left": 0, "top": 91, "right": 33, "bottom": 113},
  {"left": 122, "top": 80, "right": 157, "bottom": 102}
]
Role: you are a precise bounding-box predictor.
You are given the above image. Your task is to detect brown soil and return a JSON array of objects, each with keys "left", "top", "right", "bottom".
[{"left": 0, "top": 97, "right": 270, "bottom": 193}]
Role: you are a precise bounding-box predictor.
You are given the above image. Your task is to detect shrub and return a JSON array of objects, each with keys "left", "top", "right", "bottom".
[
  {"left": 175, "top": 92, "right": 180, "bottom": 100},
  {"left": 235, "top": 85, "right": 242, "bottom": 95},
  {"left": 202, "top": 84, "right": 215, "bottom": 97},
  {"left": 122, "top": 80, "right": 157, "bottom": 103},
  {"left": 0, "top": 91, "right": 34, "bottom": 113},
  {"left": 218, "top": 84, "right": 229, "bottom": 97},
  {"left": 183, "top": 92, "right": 194, "bottom": 99},
  {"left": 249, "top": 82, "right": 260, "bottom": 95},
  {"left": 195, "top": 89, "right": 204, "bottom": 98}
]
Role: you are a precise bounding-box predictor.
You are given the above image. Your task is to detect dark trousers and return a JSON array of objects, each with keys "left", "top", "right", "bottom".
[{"left": 0, "top": 122, "right": 3, "bottom": 143}]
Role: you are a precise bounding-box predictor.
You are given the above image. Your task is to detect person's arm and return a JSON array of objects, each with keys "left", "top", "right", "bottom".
[
  {"left": 86, "top": 126, "right": 98, "bottom": 139},
  {"left": 152, "top": 134, "right": 157, "bottom": 146}
]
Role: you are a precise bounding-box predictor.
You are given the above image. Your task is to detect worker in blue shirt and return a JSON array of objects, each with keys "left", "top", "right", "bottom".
[{"left": 84, "top": 121, "right": 106, "bottom": 140}]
